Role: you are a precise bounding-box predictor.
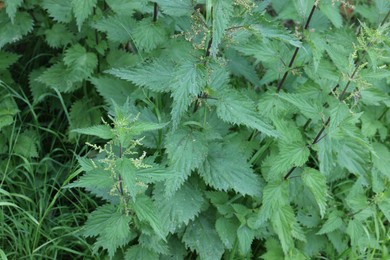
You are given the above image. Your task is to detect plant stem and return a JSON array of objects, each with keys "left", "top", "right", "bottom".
[
  {"left": 276, "top": 4, "right": 317, "bottom": 92},
  {"left": 153, "top": 3, "right": 158, "bottom": 22}
]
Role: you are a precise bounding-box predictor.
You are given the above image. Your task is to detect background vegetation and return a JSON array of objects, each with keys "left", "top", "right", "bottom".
[{"left": 0, "top": 0, "right": 389, "bottom": 259}]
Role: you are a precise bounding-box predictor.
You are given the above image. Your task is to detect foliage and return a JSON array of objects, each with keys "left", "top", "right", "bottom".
[{"left": 0, "top": 0, "right": 390, "bottom": 259}]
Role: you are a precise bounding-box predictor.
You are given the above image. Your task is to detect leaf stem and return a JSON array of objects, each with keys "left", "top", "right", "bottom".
[{"left": 153, "top": 3, "right": 158, "bottom": 22}]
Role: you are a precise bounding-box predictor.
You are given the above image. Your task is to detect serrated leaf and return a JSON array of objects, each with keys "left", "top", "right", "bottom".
[
  {"left": 346, "top": 218, "right": 366, "bottom": 248},
  {"left": 317, "top": 210, "right": 343, "bottom": 234},
  {"left": 254, "top": 181, "right": 289, "bottom": 227},
  {"left": 132, "top": 195, "right": 166, "bottom": 240},
  {"left": 154, "top": 181, "right": 204, "bottom": 233},
  {"left": 91, "top": 76, "right": 135, "bottom": 106},
  {"left": 106, "top": 0, "right": 145, "bottom": 15},
  {"left": 251, "top": 24, "right": 302, "bottom": 47},
  {"left": 377, "top": 193, "right": 390, "bottom": 223},
  {"left": 278, "top": 93, "right": 323, "bottom": 119},
  {"left": 215, "top": 217, "right": 239, "bottom": 250},
  {"left": 72, "top": 125, "right": 114, "bottom": 139},
  {"left": 271, "top": 205, "right": 305, "bottom": 254},
  {"left": 139, "top": 233, "right": 169, "bottom": 255},
  {"left": 107, "top": 60, "right": 174, "bottom": 92},
  {"left": 261, "top": 238, "right": 284, "bottom": 260},
  {"left": 320, "top": 2, "right": 343, "bottom": 28},
  {"left": 41, "top": 0, "right": 73, "bottom": 23},
  {"left": 66, "top": 168, "right": 116, "bottom": 202},
  {"left": 156, "top": 0, "right": 193, "bottom": 17},
  {"left": 211, "top": 0, "right": 233, "bottom": 56},
  {"left": 83, "top": 204, "right": 134, "bottom": 258},
  {"left": 237, "top": 225, "right": 255, "bottom": 255},
  {"left": 63, "top": 44, "right": 97, "bottom": 80},
  {"left": 183, "top": 215, "right": 224, "bottom": 260},
  {"left": 71, "top": 0, "right": 97, "bottom": 31},
  {"left": 14, "top": 131, "right": 38, "bottom": 158},
  {"left": 3, "top": 0, "right": 23, "bottom": 23},
  {"left": 116, "top": 159, "right": 140, "bottom": 200},
  {"left": 132, "top": 19, "right": 167, "bottom": 52},
  {"left": 37, "top": 62, "right": 79, "bottom": 92},
  {"left": 69, "top": 98, "right": 101, "bottom": 140},
  {"left": 0, "top": 12, "right": 34, "bottom": 49},
  {"left": 92, "top": 15, "right": 135, "bottom": 43},
  {"left": 0, "top": 51, "right": 20, "bottom": 70},
  {"left": 301, "top": 168, "right": 328, "bottom": 218},
  {"left": 199, "top": 143, "right": 262, "bottom": 197},
  {"left": 372, "top": 143, "right": 390, "bottom": 178},
  {"left": 165, "top": 128, "right": 208, "bottom": 185},
  {"left": 216, "top": 89, "right": 278, "bottom": 137},
  {"left": 124, "top": 245, "right": 159, "bottom": 260},
  {"left": 44, "top": 23, "right": 74, "bottom": 48}
]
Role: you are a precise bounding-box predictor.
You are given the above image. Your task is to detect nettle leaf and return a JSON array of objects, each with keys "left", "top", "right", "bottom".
[
  {"left": 317, "top": 210, "right": 344, "bottom": 235},
  {"left": 125, "top": 245, "right": 159, "bottom": 260},
  {"left": 199, "top": 143, "right": 262, "bottom": 197},
  {"left": 372, "top": 142, "right": 390, "bottom": 178},
  {"left": 92, "top": 15, "right": 135, "bottom": 43},
  {"left": 132, "top": 19, "right": 168, "bottom": 52},
  {"left": 41, "top": 0, "right": 73, "bottom": 23},
  {"left": 211, "top": 0, "right": 233, "bottom": 57},
  {"left": 66, "top": 168, "right": 117, "bottom": 202},
  {"left": 14, "top": 130, "right": 39, "bottom": 158},
  {"left": 319, "top": 1, "right": 343, "bottom": 28},
  {"left": 183, "top": 215, "right": 225, "bottom": 260},
  {"left": 3, "top": 0, "right": 23, "bottom": 23},
  {"left": 83, "top": 204, "right": 135, "bottom": 258},
  {"left": 71, "top": 0, "right": 97, "bottom": 31},
  {"left": 44, "top": 24, "right": 74, "bottom": 48},
  {"left": 237, "top": 225, "right": 255, "bottom": 255},
  {"left": 106, "top": 0, "right": 145, "bottom": 15},
  {"left": 278, "top": 93, "right": 323, "bottom": 120},
  {"left": 301, "top": 168, "right": 328, "bottom": 218},
  {"left": 215, "top": 89, "right": 278, "bottom": 137},
  {"left": 0, "top": 12, "right": 34, "bottom": 49},
  {"left": 116, "top": 159, "right": 140, "bottom": 200},
  {"left": 156, "top": 0, "right": 193, "bottom": 17},
  {"left": 0, "top": 51, "right": 20, "bottom": 70},
  {"left": 72, "top": 125, "right": 114, "bottom": 139},
  {"left": 261, "top": 238, "right": 284, "bottom": 260},
  {"left": 253, "top": 181, "right": 289, "bottom": 227},
  {"left": 63, "top": 44, "right": 98, "bottom": 80},
  {"left": 251, "top": 24, "right": 302, "bottom": 47},
  {"left": 107, "top": 59, "right": 174, "bottom": 92},
  {"left": 271, "top": 205, "right": 305, "bottom": 254},
  {"left": 154, "top": 181, "right": 204, "bottom": 232},
  {"left": 68, "top": 98, "right": 101, "bottom": 140},
  {"left": 132, "top": 195, "right": 166, "bottom": 240},
  {"left": 91, "top": 76, "right": 135, "bottom": 106},
  {"left": 215, "top": 217, "right": 239, "bottom": 250},
  {"left": 37, "top": 62, "right": 78, "bottom": 92}
]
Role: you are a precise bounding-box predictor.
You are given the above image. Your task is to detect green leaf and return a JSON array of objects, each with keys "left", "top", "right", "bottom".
[
  {"left": 215, "top": 89, "right": 278, "bottom": 137},
  {"left": 69, "top": 98, "right": 101, "bottom": 140},
  {"left": 278, "top": 93, "right": 323, "bottom": 120},
  {"left": 317, "top": 210, "right": 344, "bottom": 235},
  {"left": 251, "top": 24, "right": 302, "bottom": 47},
  {"left": 0, "top": 51, "right": 20, "bottom": 70},
  {"left": 346, "top": 218, "right": 366, "bottom": 248},
  {"left": 156, "top": 0, "right": 193, "bottom": 17},
  {"left": 41, "top": 0, "right": 73, "bottom": 23},
  {"left": 90, "top": 76, "right": 135, "bottom": 106},
  {"left": 320, "top": 2, "right": 343, "bottom": 28},
  {"left": 271, "top": 205, "right": 305, "bottom": 254},
  {"left": 211, "top": 0, "right": 233, "bottom": 56},
  {"left": 116, "top": 159, "right": 141, "bottom": 200},
  {"left": 253, "top": 181, "right": 289, "bottom": 227},
  {"left": 65, "top": 168, "right": 116, "bottom": 202},
  {"left": 71, "top": 0, "right": 97, "bottom": 31},
  {"left": 92, "top": 15, "right": 135, "bottom": 43},
  {"left": 377, "top": 193, "right": 390, "bottom": 223},
  {"left": 84, "top": 204, "right": 135, "bottom": 258},
  {"left": 0, "top": 12, "right": 34, "bottom": 49},
  {"left": 37, "top": 62, "right": 78, "bottom": 92},
  {"left": 107, "top": 59, "right": 174, "bottom": 92},
  {"left": 301, "top": 168, "right": 328, "bottom": 218},
  {"left": 106, "top": 0, "right": 145, "bottom": 15},
  {"left": 14, "top": 130, "right": 39, "bottom": 158},
  {"left": 165, "top": 128, "right": 208, "bottom": 188},
  {"left": 183, "top": 215, "right": 225, "bottom": 260},
  {"left": 72, "top": 125, "right": 114, "bottom": 139},
  {"left": 215, "top": 217, "right": 239, "bottom": 250},
  {"left": 124, "top": 245, "right": 159, "bottom": 260},
  {"left": 261, "top": 238, "right": 284, "bottom": 260},
  {"left": 132, "top": 19, "right": 167, "bottom": 52},
  {"left": 237, "top": 225, "right": 255, "bottom": 255},
  {"left": 154, "top": 181, "right": 204, "bottom": 233},
  {"left": 3, "top": 0, "right": 23, "bottom": 23},
  {"left": 44, "top": 24, "right": 74, "bottom": 48},
  {"left": 372, "top": 142, "right": 390, "bottom": 179},
  {"left": 199, "top": 143, "right": 262, "bottom": 197},
  {"left": 132, "top": 195, "right": 166, "bottom": 240},
  {"left": 63, "top": 44, "right": 98, "bottom": 80}
]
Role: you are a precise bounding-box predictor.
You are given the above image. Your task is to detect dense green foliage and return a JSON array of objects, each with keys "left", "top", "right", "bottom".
[{"left": 1, "top": 0, "right": 390, "bottom": 259}]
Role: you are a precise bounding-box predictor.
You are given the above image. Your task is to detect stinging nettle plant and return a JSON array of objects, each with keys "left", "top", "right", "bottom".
[{"left": 1, "top": 0, "right": 390, "bottom": 259}]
